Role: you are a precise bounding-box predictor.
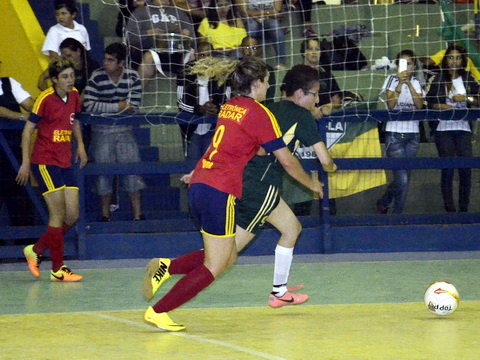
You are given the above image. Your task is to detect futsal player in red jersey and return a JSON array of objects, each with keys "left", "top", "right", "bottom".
[
  {"left": 16, "top": 57, "right": 88, "bottom": 282},
  {"left": 142, "top": 57, "right": 322, "bottom": 331}
]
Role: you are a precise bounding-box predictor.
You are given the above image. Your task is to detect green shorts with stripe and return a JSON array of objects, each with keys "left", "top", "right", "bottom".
[{"left": 236, "top": 178, "right": 280, "bottom": 234}]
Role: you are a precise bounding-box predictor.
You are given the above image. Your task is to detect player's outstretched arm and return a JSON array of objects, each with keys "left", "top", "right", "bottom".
[
  {"left": 273, "top": 147, "right": 323, "bottom": 199},
  {"left": 312, "top": 142, "right": 337, "bottom": 173}
]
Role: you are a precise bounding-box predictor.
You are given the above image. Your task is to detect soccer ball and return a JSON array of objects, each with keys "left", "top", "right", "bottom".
[{"left": 424, "top": 281, "right": 460, "bottom": 316}]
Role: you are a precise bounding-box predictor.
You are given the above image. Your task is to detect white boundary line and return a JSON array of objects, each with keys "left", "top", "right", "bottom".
[{"left": 88, "top": 312, "right": 286, "bottom": 360}]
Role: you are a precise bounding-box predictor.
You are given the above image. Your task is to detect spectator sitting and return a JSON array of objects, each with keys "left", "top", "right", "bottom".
[
  {"left": 126, "top": 0, "right": 195, "bottom": 87},
  {"left": 42, "top": 0, "right": 91, "bottom": 59},
  {"left": 198, "top": 0, "right": 247, "bottom": 59},
  {"left": 177, "top": 42, "right": 232, "bottom": 162},
  {"left": 301, "top": 36, "right": 341, "bottom": 120},
  {"left": 0, "top": 76, "right": 35, "bottom": 228},
  {"left": 286, "top": 0, "right": 316, "bottom": 37},
  {"left": 239, "top": 36, "right": 276, "bottom": 102},
  {"left": 83, "top": 43, "right": 146, "bottom": 222},
  {"left": 235, "top": 0, "right": 287, "bottom": 70},
  {"left": 38, "top": 38, "right": 100, "bottom": 101}
]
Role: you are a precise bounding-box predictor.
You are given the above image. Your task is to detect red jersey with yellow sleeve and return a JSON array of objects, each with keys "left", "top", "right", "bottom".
[
  {"left": 190, "top": 96, "right": 285, "bottom": 198},
  {"left": 29, "top": 87, "right": 80, "bottom": 168}
]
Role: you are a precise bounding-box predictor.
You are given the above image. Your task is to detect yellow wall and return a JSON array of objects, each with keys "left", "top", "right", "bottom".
[{"left": 0, "top": 0, "right": 48, "bottom": 99}]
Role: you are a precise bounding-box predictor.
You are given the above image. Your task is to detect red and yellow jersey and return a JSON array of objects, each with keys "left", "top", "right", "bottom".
[
  {"left": 29, "top": 87, "right": 80, "bottom": 168},
  {"left": 191, "top": 96, "right": 285, "bottom": 198}
]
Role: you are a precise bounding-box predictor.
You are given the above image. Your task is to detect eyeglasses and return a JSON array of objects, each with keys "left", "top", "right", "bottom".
[{"left": 304, "top": 91, "right": 319, "bottom": 97}]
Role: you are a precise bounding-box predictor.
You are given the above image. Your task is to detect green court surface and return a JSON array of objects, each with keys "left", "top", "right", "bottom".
[{"left": 1, "top": 252, "right": 479, "bottom": 359}]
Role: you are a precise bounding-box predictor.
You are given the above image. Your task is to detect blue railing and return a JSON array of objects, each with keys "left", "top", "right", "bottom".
[{"left": 2, "top": 109, "right": 480, "bottom": 259}]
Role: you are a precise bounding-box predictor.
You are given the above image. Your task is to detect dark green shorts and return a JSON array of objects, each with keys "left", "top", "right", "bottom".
[{"left": 236, "top": 179, "right": 280, "bottom": 234}]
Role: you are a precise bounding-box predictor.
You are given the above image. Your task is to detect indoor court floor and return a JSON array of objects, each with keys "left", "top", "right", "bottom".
[{"left": 1, "top": 251, "right": 479, "bottom": 359}]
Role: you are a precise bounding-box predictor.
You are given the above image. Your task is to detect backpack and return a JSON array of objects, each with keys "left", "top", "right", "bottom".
[{"left": 320, "top": 36, "right": 368, "bottom": 71}]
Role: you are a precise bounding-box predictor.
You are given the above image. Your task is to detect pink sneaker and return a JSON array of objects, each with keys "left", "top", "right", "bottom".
[{"left": 268, "top": 285, "right": 309, "bottom": 308}]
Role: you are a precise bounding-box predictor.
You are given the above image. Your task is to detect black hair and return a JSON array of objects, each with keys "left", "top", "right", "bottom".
[
  {"left": 54, "top": 0, "right": 78, "bottom": 13},
  {"left": 300, "top": 36, "right": 321, "bottom": 58},
  {"left": 441, "top": 43, "right": 468, "bottom": 81},
  {"left": 206, "top": 0, "right": 236, "bottom": 29},
  {"left": 281, "top": 65, "right": 319, "bottom": 97},
  {"left": 105, "top": 42, "right": 127, "bottom": 62},
  {"left": 240, "top": 35, "right": 260, "bottom": 47},
  {"left": 395, "top": 49, "right": 416, "bottom": 67},
  {"left": 59, "top": 37, "right": 85, "bottom": 56}
]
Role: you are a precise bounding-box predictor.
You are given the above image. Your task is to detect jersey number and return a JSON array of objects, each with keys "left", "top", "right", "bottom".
[{"left": 201, "top": 125, "right": 225, "bottom": 169}]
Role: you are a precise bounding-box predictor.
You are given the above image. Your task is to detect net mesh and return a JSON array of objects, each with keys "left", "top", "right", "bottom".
[
  {"left": 97, "top": 1, "right": 479, "bottom": 113},
  {"left": 85, "top": 1, "right": 480, "bottom": 213}
]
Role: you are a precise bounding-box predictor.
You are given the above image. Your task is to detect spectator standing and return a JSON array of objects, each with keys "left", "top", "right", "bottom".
[
  {"left": 198, "top": 0, "right": 247, "bottom": 59},
  {"left": 0, "top": 76, "right": 35, "bottom": 227},
  {"left": 17, "top": 57, "right": 87, "bottom": 282},
  {"left": 42, "top": 0, "right": 91, "bottom": 59},
  {"left": 83, "top": 43, "right": 146, "bottom": 222},
  {"left": 426, "top": 44, "right": 480, "bottom": 213},
  {"left": 376, "top": 50, "right": 425, "bottom": 215},
  {"left": 176, "top": 42, "right": 232, "bottom": 162},
  {"left": 235, "top": 0, "right": 287, "bottom": 70},
  {"left": 421, "top": 45, "right": 480, "bottom": 82}
]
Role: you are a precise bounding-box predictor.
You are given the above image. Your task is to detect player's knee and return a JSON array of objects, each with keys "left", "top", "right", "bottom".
[
  {"left": 288, "top": 219, "right": 302, "bottom": 239},
  {"left": 65, "top": 211, "right": 79, "bottom": 226},
  {"left": 226, "top": 251, "right": 237, "bottom": 269}
]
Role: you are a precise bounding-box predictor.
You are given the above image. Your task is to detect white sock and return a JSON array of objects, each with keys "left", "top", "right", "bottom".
[{"left": 272, "top": 245, "right": 294, "bottom": 297}]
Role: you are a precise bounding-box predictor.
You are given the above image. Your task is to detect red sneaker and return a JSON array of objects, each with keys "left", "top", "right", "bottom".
[{"left": 268, "top": 285, "right": 309, "bottom": 308}]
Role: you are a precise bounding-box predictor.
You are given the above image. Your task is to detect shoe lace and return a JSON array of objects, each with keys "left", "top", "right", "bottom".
[{"left": 61, "top": 266, "right": 73, "bottom": 275}]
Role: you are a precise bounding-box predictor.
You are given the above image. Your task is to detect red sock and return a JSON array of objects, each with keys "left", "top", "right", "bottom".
[
  {"left": 170, "top": 250, "right": 204, "bottom": 275},
  {"left": 153, "top": 264, "right": 214, "bottom": 313},
  {"left": 33, "top": 233, "right": 49, "bottom": 256},
  {"left": 47, "top": 227, "right": 64, "bottom": 272},
  {"left": 33, "top": 225, "right": 60, "bottom": 255},
  {"left": 62, "top": 223, "right": 71, "bottom": 235}
]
